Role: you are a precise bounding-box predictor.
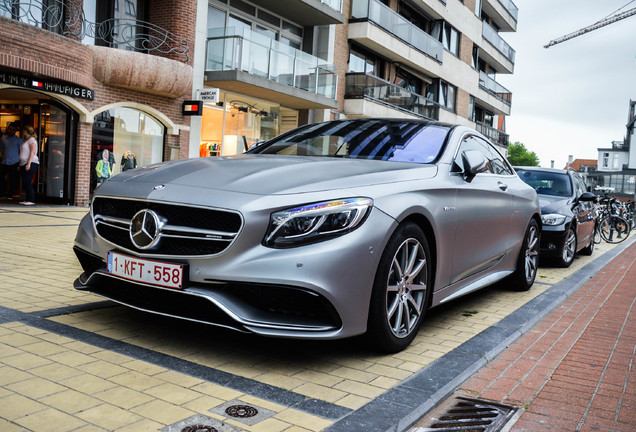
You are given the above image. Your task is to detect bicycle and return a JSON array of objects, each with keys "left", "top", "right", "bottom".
[{"left": 594, "top": 195, "right": 631, "bottom": 244}]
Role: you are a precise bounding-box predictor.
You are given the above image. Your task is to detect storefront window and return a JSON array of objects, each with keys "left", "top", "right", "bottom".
[
  {"left": 199, "top": 91, "right": 284, "bottom": 157},
  {"left": 91, "top": 107, "right": 164, "bottom": 190}
]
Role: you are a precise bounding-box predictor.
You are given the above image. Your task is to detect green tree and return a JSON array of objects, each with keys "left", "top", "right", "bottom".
[{"left": 507, "top": 142, "right": 540, "bottom": 166}]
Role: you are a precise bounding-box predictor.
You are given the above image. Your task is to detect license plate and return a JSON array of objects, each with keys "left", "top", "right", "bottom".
[{"left": 107, "top": 251, "right": 185, "bottom": 289}]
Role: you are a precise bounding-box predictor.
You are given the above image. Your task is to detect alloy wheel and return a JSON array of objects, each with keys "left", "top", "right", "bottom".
[
  {"left": 385, "top": 238, "right": 427, "bottom": 338},
  {"left": 524, "top": 224, "right": 539, "bottom": 283}
]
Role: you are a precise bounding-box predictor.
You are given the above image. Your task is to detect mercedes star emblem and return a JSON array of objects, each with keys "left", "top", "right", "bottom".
[{"left": 130, "top": 209, "right": 162, "bottom": 250}]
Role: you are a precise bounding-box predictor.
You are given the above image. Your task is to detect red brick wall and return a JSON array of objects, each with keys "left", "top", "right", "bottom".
[{"left": 148, "top": 0, "right": 198, "bottom": 66}]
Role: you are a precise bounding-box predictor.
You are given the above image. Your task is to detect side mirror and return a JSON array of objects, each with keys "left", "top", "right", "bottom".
[
  {"left": 578, "top": 192, "right": 596, "bottom": 202},
  {"left": 462, "top": 150, "right": 488, "bottom": 182}
]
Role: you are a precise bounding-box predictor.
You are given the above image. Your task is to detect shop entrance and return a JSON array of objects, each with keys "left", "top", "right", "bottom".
[{"left": 0, "top": 89, "right": 76, "bottom": 204}]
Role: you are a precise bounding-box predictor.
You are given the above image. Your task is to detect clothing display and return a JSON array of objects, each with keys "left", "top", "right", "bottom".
[
  {"left": 121, "top": 151, "right": 137, "bottom": 171},
  {"left": 200, "top": 142, "right": 220, "bottom": 157}
]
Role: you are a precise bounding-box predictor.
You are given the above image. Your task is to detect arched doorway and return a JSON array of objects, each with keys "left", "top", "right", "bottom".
[{"left": 0, "top": 89, "right": 77, "bottom": 204}]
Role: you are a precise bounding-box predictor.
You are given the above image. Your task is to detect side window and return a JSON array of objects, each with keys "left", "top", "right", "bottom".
[
  {"left": 573, "top": 174, "right": 586, "bottom": 197},
  {"left": 474, "top": 136, "right": 514, "bottom": 175},
  {"left": 456, "top": 136, "right": 494, "bottom": 174}
]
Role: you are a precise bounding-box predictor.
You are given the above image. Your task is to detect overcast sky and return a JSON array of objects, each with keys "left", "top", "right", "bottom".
[{"left": 498, "top": 0, "right": 636, "bottom": 169}]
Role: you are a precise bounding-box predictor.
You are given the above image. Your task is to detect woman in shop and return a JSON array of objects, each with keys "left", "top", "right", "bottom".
[{"left": 18, "top": 125, "right": 39, "bottom": 206}]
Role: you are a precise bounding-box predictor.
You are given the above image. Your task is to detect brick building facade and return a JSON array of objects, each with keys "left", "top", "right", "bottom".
[{"left": 0, "top": 0, "right": 197, "bottom": 206}]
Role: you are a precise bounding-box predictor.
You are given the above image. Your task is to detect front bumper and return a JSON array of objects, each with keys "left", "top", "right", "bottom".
[
  {"left": 539, "top": 226, "right": 568, "bottom": 257},
  {"left": 73, "top": 207, "right": 396, "bottom": 339}
]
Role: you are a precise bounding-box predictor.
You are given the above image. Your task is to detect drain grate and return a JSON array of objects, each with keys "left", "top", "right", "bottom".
[
  {"left": 225, "top": 404, "right": 258, "bottom": 418},
  {"left": 416, "top": 397, "right": 517, "bottom": 432}
]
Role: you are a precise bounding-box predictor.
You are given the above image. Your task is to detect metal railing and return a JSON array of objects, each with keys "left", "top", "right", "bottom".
[
  {"left": 0, "top": 0, "right": 189, "bottom": 62},
  {"left": 345, "top": 73, "right": 441, "bottom": 120},
  {"left": 206, "top": 27, "right": 337, "bottom": 100},
  {"left": 482, "top": 21, "right": 515, "bottom": 64},
  {"left": 351, "top": 0, "right": 443, "bottom": 62},
  {"left": 478, "top": 71, "right": 512, "bottom": 105},
  {"left": 497, "top": 0, "right": 518, "bottom": 21},
  {"left": 476, "top": 121, "right": 509, "bottom": 146}
]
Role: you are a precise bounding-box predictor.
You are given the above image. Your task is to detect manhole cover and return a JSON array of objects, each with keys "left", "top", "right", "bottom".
[
  {"left": 416, "top": 397, "right": 517, "bottom": 432},
  {"left": 225, "top": 404, "right": 258, "bottom": 418}
]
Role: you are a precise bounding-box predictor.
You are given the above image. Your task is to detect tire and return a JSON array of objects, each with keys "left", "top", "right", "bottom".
[
  {"left": 509, "top": 219, "right": 539, "bottom": 291},
  {"left": 593, "top": 223, "right": 602, "bottom": 244},
  {"left": 367, "top": 222, "right": 431, "bottom": 353},
  {"left": 579, "top": 233, "right": 595, "bottom": 256},
  {"left": 599, "top": 215, "right": 631, "bottom": 244},
  {"left": 553, "top": 225, "right": 576, "bottom": 268}
]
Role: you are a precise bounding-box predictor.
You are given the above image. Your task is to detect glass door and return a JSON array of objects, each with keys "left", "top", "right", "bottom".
[{"left": 37, "top": 101, "right": 74, "bottom": 203}]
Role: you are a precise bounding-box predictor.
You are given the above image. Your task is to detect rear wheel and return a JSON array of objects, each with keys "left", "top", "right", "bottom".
[
  {"left": 509, "top": 219, "right": 539, "bottom": 291},
  {"left": 580, "top": 233, "right": 595, "bottom": 256},
  {"left": 367, "top": 222, "right": 431, "bottom": 353},
  {"left": 599, "top": 215, "right": 630, "bottom": 243}
]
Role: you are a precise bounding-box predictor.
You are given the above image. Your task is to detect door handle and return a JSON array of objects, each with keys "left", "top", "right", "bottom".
[{"left": 498, "top": 182, "right": 508, "bottom": 191}]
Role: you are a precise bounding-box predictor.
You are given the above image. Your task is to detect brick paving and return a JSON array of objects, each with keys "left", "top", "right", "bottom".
[{"left": 438, "top": 241, "right": 636, "bottom": 431}]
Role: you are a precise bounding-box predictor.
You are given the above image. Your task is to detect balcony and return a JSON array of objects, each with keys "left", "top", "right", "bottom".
[
  {"left": 248, "top": 0, "right": 344, "bottom": 26},
  {"left": 482, "top": 0, "right": 518, "bottom": 32},
  {"left": 205, "top": 28, "right": 338, "bottom": 110},
  {"left": 480, "top": 21, "right": 515, "bottom": 73},
  {"left": 478, "top": 71, "right": 511, "bottom": 106},
  {"left": 350, "top": 0, "right": 444, "bottom": 63},
  {"left": 0, "top": 0, "right": 189, "bottom": 63},
  {"left": 344, "top": 73, "right": 441, "bottom": 120},
  {"left": 476, "top": 122, "right": 509, "bottom": 147}
]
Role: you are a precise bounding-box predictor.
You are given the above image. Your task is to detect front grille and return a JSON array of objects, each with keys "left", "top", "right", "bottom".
[{"left": 92, "top": 197, "right": 242, "bottom": 256}]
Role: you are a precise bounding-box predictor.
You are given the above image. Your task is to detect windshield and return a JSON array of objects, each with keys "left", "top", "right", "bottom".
[
  {"left": 251, "top": 119, "right": 450, "bottom": 164},
  {"left": 516, "top": 169, "right": 573, "bottom": 197}
]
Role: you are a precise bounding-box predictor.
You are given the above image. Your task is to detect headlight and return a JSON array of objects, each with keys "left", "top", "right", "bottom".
[
  {"left": 541, "top": 213, "right": 566, "bottom": 226},
  {"left": 264, "top": 198, "right": 373, "bottom": 248}
]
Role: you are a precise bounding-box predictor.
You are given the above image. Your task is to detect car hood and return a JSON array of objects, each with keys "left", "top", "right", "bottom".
[
  {"left": 538, "top": 194, "right": 572, "bottom": 215},
  {"left": 106, "top": 154, "right": 438, "bottom": 196}
]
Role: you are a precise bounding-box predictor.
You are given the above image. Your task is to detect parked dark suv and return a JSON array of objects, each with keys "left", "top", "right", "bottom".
[{"left": 515, "top": 167, "right": 597, "bottom": 267}]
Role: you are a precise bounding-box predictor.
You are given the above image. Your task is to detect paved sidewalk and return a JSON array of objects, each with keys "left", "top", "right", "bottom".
[
  {"left": 1, "top": 203, "right": 635, "bottom": 431},
  {"left": 412, "top": 241, "right": 636, "bottom": 431}
]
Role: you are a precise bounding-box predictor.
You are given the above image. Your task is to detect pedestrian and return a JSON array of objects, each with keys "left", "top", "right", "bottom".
[
  {"left": 18, "top": 125, "right": 39, "bottom": 206},
  {"left": 95, "top": 149, "right": 112, "bottom": 185},
  {"left": 0, "top": 122, "right": 21, "bottom": 199}
]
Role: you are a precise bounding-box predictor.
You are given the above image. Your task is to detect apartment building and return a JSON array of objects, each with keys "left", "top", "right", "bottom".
[
  {"left": 191, "top": 0, "right": 518, "bottom": 156},
  {"left": 0, "top": 0, "right": 197, "bottom": 206}
]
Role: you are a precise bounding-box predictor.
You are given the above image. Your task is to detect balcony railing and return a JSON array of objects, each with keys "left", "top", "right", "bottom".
[
  {"left": 321, "top": 0, "right": 343, "bottom": 13},
  {"left": 478, "top": 71, "right": 512, "bottom": 106},
  {"left": 482, "top": 21, "right": 515, "bottom": 64},
  {"left": 0, "top": 0, "right": 189, "bottom": 62},
  {"left": 497, "top": 0, "right": 519, "bottom": 22},
  {"left": 345, "top": 73, "right": 441, "bottom": 120},
  {"left": 351, "top": 0, "right": 443, "bottom": 62},
  {"left": 206, "top": 28, "right": 337, "bottom": 99},
  {"left": 476, "top": 121, "right": 509, "bottom": 146}
]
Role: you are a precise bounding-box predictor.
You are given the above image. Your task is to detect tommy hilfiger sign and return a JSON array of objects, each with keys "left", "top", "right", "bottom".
[{"left": 0, "top": 71, "right": 95, "bottom": 100}]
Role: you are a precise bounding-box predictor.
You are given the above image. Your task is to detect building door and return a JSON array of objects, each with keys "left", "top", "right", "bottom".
[{"left": 37, "top": 101, "right": 75, "bottom": 203}]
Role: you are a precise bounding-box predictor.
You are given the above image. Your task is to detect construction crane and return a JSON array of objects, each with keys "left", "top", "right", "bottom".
[{"left": 544, "top": 6, "right": 636, "bottom": 48}]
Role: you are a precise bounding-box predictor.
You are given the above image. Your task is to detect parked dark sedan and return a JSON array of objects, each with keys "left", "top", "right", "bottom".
[
  {"left": 516, "top": 167, "right": 597, "bottom": 267},
  {"left": 73, "top": 119, "right": 541, "bottom": 352}
]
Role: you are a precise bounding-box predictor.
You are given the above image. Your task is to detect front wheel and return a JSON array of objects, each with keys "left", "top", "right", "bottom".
[
  {"left": 555, "top": 226, "right": 576, "bottom": 268},
  {"left": 599, "top": 215, "right": 630, "bottom": 243},
  {"left": 367, "top": 222, "right": 431, "bottom": 353},
  {"left": 508, "top": 219, "right": 539, "bottom": 291}
]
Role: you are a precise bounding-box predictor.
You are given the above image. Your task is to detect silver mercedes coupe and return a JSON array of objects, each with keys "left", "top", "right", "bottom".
[{"left": 73, "top": 119, "right": 540, "bottom": 352}]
